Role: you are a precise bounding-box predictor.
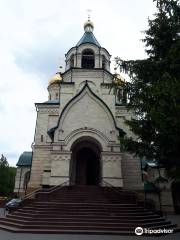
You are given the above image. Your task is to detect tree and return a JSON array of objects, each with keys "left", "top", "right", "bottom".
[
  {"left": 115, "top": 0, "right": 180, "bottom": 180},
  {"left": 0, "top": 154, "right": 8, "bottom": 167},
  {"left": 0, "top": 154, "right": 16, "bottom": 196}
]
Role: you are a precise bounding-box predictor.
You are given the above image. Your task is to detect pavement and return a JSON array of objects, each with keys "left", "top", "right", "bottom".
[
  {"left": 0, "top": 208, "right": 180, "bottom": 240},
  {"left": 0, "top": 230, "right": 180, "bottom": 240}
]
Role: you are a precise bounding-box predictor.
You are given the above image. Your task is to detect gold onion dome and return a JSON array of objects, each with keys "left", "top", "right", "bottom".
[
  {"left": 48, "top": 73, "right": 62, "bottom": 86},
  {"left": 113, "top": 73, "right": 125, "bottom": 83},
  {"left": 84, "top": 19, "right": 94, "bottom": 32}
]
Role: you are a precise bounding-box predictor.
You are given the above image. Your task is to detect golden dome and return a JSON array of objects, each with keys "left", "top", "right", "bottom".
[
  {"left": 113, "top": 73, "right": 125, "bottom": 83},
  {"left": 84, "top": 19, "right": 94, "bottom": 32},
  {"left": 48, "top": 73, "right": 62, "bottom": 86}
]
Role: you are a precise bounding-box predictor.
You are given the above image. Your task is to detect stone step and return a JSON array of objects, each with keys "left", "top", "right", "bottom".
[
  {"left": 15, "top": 210, "right": 153, "bottom": 216},
  {"left": 32, "top": 202, "right": 136, "bottom": 206},
  {"left": 7, "top": 213, "right": 162, "bottom": 221},
  {"left": 1, "top": 186, "right": 178, "bottom": 235},
  {"left": 16, "top": 207, "right": 150, "bottom": 212},
  {"left": 22, "top": 206, "right": 144, "bottom": 211},
  {"left": 0, "top": 220, "right": 176, "bottom": 231},
  {"left": 5, "top": 215, "right": 165, "bottom": 223},
  {"left": 2, "top": 218, "right": 171, "bottom": 227}
]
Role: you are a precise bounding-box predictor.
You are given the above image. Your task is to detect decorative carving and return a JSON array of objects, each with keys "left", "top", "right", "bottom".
[
  {"left": 40, "top": 108, "right": 59, "bottom": 114},
  {"left": 52, "top": 155, "right": 70, "bottom": 162},
  {"left": 102, "top": 154, "right": 121, "bottom": 162},
  {"left": 115, "top": 109, "right": 128, "bottom": 115}
]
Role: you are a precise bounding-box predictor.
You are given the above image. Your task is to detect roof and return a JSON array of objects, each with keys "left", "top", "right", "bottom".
[
  {"left": 140, "top": 158, "right": 159, "bottom": 170},
  {"left": 76, "top": 32, "right": 101, "bottom": 47},
  {"left": 16, "top": 152, "right": 32, "bottom": 166},
  {"left": 42, "top": 100, "right": 60, "bottom": 104},
  {"left": 36, "top": 100, "right": 60, "bottom": 105}
]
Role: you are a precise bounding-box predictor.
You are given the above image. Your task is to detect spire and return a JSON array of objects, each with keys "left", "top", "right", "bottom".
[
  {"left": 84, "top": 9, "right": 94, "bottom": 32},
  {"left": 76, "top": 16, "right": 101, "bottom": 47}
]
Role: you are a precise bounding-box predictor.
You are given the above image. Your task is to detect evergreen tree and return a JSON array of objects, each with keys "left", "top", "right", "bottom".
[
  {"left": 0, "top": 154, "right": 16, "bottom": 196},
  {"left": 116, "top": 0, "right": 180, "bottom": 179}
]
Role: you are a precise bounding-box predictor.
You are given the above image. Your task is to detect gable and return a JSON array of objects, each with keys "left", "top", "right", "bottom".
[{"left": 50, "top": 83, "right": 125, "bottom": 143}]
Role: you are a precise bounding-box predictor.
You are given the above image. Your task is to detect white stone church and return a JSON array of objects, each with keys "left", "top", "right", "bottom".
[{"left": 14, "top": 19, "right": 144, "bottom": 196}]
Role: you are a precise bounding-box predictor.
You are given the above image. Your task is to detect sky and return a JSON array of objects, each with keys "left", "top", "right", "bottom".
[{"left": 0, "top": 0, "right": 157, "bottom": 167}]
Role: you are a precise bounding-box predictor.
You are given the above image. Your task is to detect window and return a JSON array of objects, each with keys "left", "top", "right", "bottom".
[
  {"left": 81, "top": 49, "right": 95, "bottom": 69},
  {"left": 56, "top": 93, "right": 58, "bottom": 99},
  {"left": 23, "top": 171, "right": 30, "bottom": 189},
  {"left": 70, "top": 54, "right": 74, "bottom": 68},
  {"left": 102, "top": 55, "right": 106, "bottom": 69},
  {"left": 115, "top": 89, "right": 127, "bottom": 105}
]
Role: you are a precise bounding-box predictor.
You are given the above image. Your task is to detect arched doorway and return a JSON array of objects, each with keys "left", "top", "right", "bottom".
[{"left": 70, "top": 137, "right": 101, "bottom": 185}]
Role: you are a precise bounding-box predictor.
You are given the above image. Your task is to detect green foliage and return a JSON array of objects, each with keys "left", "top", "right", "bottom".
[
  {"left": 0, "top": 154, "right": 16, "bottom": 196},
  {"left": 115, "top": 0, "right": 180, "bottom": 179}
]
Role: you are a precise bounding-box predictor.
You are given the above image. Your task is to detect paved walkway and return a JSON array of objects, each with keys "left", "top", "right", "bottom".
[
  {"left": 0, "top": 208, "right": 180, "bottom": 240},
  {"left": 0, "top": 230, "right": 180, "bottom": 240},
  {"left": 165, "top": 214, "right": 180, "bottom": 227}
]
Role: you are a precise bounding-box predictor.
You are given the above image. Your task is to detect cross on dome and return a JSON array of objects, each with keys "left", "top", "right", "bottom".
[{"left": 84, "top": 9, "right": 94, "bottom": 32}]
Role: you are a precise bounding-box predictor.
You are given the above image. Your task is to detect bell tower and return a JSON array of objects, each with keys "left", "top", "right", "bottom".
[{"left": 65, "top": 19, "right": 111, "bottom": 72}]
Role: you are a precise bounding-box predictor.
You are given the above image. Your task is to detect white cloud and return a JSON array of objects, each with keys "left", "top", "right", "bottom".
[
  {"left": 0, "top": 0, "right": 156, "bottom": 166},
  {"left": 0, "top": 46, "right": 47, "bottom": 166}
]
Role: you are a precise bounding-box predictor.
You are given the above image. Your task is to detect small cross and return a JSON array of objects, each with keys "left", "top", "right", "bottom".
[{"left": 86, "top": 9, "right": 92, "bottom": 20}]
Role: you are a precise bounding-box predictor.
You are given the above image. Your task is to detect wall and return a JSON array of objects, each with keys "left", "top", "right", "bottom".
[
  {"left": 14, "top": 166, "right": 31, "bottom": 197},
  {"left": 121, "top": 153, "right": 143, "bottom": 190}
]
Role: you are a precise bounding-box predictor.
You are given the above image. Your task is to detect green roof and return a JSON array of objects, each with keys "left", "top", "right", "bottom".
[
  {"left": 76, "top": 32, "right": 101, "bottom": 47},
  {"left": 140, "top": 158, "right": 159, "bottom": 170},
  {"left": 141, "top": 159, "right": 148, "bottom": 169},
  {"left": 16, "top": 152, "right": 32, "bottom": 166}
]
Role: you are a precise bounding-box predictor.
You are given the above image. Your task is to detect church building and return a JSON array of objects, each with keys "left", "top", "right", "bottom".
[{"left": 14, "top": 19, "right": 144, "bottom": 196}]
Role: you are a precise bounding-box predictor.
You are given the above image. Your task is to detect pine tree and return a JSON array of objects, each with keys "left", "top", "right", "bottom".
[
  {"left": 116, "top": 0, "right": 180, "bottom": 179},
  {"left": 0, "top": 154, "right": 16, "bottom": 196}
]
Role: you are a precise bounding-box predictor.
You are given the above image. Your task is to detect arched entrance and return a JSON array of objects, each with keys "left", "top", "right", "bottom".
[{"left": 70, "top": 137, "right": 101, "bottom": 185}]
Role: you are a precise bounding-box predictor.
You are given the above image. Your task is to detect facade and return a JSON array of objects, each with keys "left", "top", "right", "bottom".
[
  {"left": 15, "top": 20, "right": 143, "bottom": 197},
  {"left": 14, "top": 19, "right": 177, "bottom": 214}
]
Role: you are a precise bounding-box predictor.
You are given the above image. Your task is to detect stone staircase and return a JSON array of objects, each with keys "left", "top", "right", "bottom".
[{"left": 0, "top": 185, "right": 178, "bottom": 235}]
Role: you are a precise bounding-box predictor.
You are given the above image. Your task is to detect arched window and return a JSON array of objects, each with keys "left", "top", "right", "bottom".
[
  {"left": 70, "top": 54, "right": 74, "bottom": 68},
  {"left": 81, "top": 49, "right": 95, "bottom": 69},
  {"left": 23, "top": 170, "right": 30, "bottom": 190},
  {"left": 102, "top": 55, "right": 106, "bottom": 69}
]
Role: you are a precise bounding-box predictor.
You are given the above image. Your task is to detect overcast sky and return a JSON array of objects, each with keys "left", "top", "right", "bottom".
[{"left": 0, "top": 0, "right": 156, "bottom": 166}]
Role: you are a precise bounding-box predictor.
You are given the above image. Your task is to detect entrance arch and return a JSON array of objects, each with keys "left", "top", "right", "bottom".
[{"left": 70, "top": 137, "right": 101, "bottom": 185}]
